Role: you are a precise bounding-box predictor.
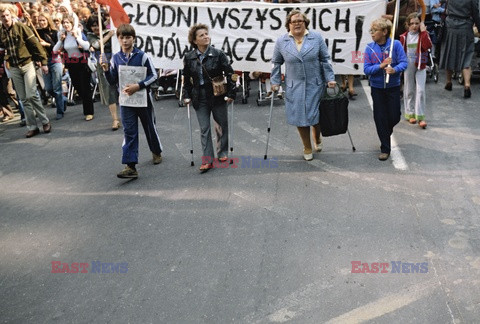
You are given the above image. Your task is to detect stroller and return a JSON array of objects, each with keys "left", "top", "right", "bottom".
[
  {"left": 424, "top": 20, "right": 439, "bottom": 83},
  {"left": 152, "top": 69, "right": 181, "bottom": 101},
  {"left": 251, "top": 72, "right": 284, "bottom": 106}
]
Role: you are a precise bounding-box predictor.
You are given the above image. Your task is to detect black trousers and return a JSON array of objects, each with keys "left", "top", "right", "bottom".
[{"left": 67, "top": 62, "right": 94, "bottom": 116}]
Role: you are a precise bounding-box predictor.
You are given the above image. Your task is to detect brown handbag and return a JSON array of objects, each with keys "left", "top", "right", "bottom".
[{"left": 198, "top": 59, "right": 226, "bottom": 97}]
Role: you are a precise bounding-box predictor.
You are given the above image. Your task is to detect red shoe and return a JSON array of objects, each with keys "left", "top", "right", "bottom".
[{"left": 199, "top": 163, "right": 213, "bottom": 173}]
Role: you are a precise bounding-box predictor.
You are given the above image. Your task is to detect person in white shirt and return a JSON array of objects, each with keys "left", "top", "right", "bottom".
[{"left": 54, "top": 14, "right": 95, "bottom": 120}]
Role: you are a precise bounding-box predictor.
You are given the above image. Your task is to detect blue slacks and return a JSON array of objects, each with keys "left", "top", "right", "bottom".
[
  {"left": 121, "top": 98, "right": 162, "bottom": 165},
  {"left": 370, "top": 86, "right": 401, "bottom": 154}
]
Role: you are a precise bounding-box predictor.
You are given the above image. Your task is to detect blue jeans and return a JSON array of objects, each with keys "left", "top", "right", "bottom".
[
  {"left": 44, "top": 59, "right": 65, "bottom": 117},
  {"left": 17, "top": 94, "right": 25, "bottom": 120}
]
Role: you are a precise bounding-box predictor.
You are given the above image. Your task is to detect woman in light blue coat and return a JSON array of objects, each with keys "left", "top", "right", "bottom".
[{"left": 271, "top": 10, "right": 336, "bottom": 161}]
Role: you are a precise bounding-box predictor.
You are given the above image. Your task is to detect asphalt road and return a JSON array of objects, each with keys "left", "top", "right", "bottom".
[{"left": 1, "top": 73, "right": 479, "bottom": 323}]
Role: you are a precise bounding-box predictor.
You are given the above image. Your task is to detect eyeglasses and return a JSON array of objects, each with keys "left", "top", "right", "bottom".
[
  {"left": 290, "top": 20, "right": 305, "bottom": 25},
  {"left": 369, "top": 28, "right": 380, "bottom": 34}
]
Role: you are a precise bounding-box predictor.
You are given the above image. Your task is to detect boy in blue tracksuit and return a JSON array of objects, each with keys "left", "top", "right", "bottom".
[
  {"left": 364, "top": 18, "right": 408, "bottom": 161},
  {"left": 101, "top": 24, "right": 163, "bottom": 179}
]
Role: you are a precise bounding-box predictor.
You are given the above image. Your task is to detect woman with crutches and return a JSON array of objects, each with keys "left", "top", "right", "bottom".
[
  {"left": 182, "top": 24, "right": 236, "bottom": 173},
  {"left": 270, "top": 10, "right": 336, "bottom": 162}
]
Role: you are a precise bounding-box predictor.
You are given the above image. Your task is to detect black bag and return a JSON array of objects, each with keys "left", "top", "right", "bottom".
[{"left": 319, "top": 85, "right": 349, "bottom": 137}]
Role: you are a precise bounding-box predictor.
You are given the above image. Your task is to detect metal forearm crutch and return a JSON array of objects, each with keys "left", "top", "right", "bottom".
[
  {"left": 182, "top": 74, "right": 194, "bottom": 166},
  {"left": 347, "top": 129, "right": 356, "bottom": 152},
  {"left": 187, "top": 101, "right": 194, "bottom": 166},
  {"left": 227, "top": 97, "right": 234, "bottom": 160},
  {"left": 264, "top": 92, "right": 275, "bottom": 160},
  {"left": 178, "top": 73, "right": 185, "bottom": 106}
]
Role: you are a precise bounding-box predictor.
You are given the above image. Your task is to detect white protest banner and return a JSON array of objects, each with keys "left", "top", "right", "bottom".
[{"left": 116, "top": 0, "right": 386, "bottom": 74}]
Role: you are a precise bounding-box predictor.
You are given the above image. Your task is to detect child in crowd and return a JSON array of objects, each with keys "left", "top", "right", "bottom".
[
  {"left": 101, "top": 24, "right": 163, "bottom": 179},
  {"left": 400, "top": 12, "right": 432, "bottom": 129},
  {"left": 249, "top": 71, "right": 284, "bottom": 99},
  {"left": 157, "top": 68, "right": 177, "bottom": 94},
  {"left": 364, "top": 18, "right": 408, "bottom": 161}
]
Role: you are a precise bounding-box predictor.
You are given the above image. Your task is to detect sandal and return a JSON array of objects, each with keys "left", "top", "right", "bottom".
[
  {"left": 199, "top": 163, "right": 213, "bottom": 173},
  {"left": 419, "top": 120, "right": 427, "bottom": 129},
  {"left": 218, "top": 157, "right": 228, "bottom": 163},
  {"left": 409, "top": 118, "right": 417, "bottom": 124},
  {"left": 112, "top": 119, "right": 120, "bottom": 131}
]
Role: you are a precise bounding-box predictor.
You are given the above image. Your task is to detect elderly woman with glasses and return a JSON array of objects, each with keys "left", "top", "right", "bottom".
[{"left": 270, "top": 10, "right": 336, "bottom": 161}]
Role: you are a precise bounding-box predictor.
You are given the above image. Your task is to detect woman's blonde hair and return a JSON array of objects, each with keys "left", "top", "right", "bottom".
[{"left": 39, "top": 12, "right": 57, "bottom": 31}]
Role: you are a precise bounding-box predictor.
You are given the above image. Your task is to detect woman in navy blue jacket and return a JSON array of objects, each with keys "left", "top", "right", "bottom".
[{"left": 364, "top": 18, "right": 408, "bottom": 161}]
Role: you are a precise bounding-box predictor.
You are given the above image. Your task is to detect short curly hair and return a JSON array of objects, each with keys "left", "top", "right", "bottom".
[
  {"left": 371, "top": 18, "right": 393, "bottom": 36},
  {"left": 188, "top": 24, "right": 209, "bottom": 49},
  {"left": 285, "top": 10, "right": 310, "bottom": 32}
]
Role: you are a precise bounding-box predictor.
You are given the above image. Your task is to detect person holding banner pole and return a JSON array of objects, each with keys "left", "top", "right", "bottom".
[
  {"left": 364, "top": 18, "right": 408, "bottom": 161},
  {"left": 270, "top": 10, "right": 336, "bottom": 162},
  {"left": 86, "top": 16, "right": 120, "bottom": 130},
  {"left": 384, "top": 0, "right": 424, "bottom": 39},
  {"left": 101, "top": 24, "right": 163, "bottom": 179},
  {"left": 182, "top": 24, "right": 236, "bottom": 173}
]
